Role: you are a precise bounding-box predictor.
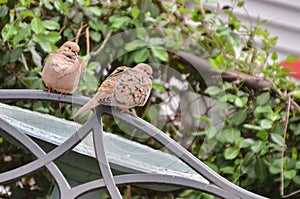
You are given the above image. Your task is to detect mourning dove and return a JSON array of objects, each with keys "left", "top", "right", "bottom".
[
  {"left": 42, "top": 41, "right": 84, "bottom": 95},
  {"left": 75, "top": 63, "right": 153, "bottom": 116}
]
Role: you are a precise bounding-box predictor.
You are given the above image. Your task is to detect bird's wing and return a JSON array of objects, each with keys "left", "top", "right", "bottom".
[
  {"left": 74, "top": 66, "right": 130, "bottom": 116},
  {"left": 112, "top": 69, "right": 152, "bottom": 108}
]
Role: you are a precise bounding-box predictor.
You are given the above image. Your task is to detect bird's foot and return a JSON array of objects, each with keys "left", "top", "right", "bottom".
[
  {"left": 121, "top": 109, "right": 135, "bottom": 115},
  {"left": 59, "top": 92, "right": 67, "bottom": 98},
  {"left": 44, "top": 88, "right": 52, "bottom": 94}
]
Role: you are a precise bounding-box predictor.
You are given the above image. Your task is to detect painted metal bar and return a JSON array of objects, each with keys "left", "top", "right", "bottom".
[
  {"left": 0, "top": 89, "right": 269, "bottom": 199},
  {"left": 0, "top": 118, "right": 72, "bottom": 198}
]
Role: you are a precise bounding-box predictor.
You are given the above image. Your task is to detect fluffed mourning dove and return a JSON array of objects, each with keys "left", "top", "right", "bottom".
[
  {"left": 75, "top": 63, "right": 153, "bottom": 117},
  {"left": 42, "top": 41, "right": 84, "bottom": 95}
]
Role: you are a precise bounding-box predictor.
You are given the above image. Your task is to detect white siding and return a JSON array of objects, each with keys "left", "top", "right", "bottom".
[{"left": 203, "top": 0, "right": 300, "bottom": 59}]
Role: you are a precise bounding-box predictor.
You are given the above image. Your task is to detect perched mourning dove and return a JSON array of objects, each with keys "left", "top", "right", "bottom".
[
  {"left": 42, "top": 41, "right": 84, "bottom": 94},
  {"left": 75, "top": 63, "right": 153, "bottom": 117}
]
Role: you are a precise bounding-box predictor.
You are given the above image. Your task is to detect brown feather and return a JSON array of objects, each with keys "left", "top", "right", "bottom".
[
  {"left": 75, "top": 63, "right": 153, "bottom": 117},
  {"left": 42, "top": 41, "right": 83, "bottom": 93}
]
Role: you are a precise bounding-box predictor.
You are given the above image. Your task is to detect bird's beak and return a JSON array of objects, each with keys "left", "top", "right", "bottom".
[
  {"left": 150, "top": 75, "right": 153, "bottom": 80},
  {"left": 74, "top": 52, "right": 79, "bottom": 61}
]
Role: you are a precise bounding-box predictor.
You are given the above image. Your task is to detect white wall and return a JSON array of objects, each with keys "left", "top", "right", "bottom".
[{"left": 206, "top": 0, "right": 300, "bottom": 60}]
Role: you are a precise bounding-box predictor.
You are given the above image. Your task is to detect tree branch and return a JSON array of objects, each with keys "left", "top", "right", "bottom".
[{"left": 90, "top": 30, "right": 113, "bottom": 57}]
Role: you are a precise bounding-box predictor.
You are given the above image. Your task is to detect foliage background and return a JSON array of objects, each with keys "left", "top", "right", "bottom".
[{"left": 0, "top": 0, "right": 300, "bottom": 198}]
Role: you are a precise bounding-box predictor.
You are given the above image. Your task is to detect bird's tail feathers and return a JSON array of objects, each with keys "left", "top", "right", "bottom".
[{"left": 74, "top": 99, "right": 98, "bottom": 117}]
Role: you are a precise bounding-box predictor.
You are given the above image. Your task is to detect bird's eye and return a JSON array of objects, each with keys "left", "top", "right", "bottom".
[
  {"left": 68, "top": 46, "right": 72, "bottom": 50},
  {"left": 144, "top": 69, "right": 147, "bottom": 72}
]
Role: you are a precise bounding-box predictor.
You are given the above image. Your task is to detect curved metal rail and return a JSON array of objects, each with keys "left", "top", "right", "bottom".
[{"left": 0, "top": 89, "right": 268, "bottom": 199}]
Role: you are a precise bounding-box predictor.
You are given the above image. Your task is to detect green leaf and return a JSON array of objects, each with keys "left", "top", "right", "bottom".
[
  {"left": 31, "top": 18, "right": 44, "bottom": 34},
  {"left": 54, "top": 0, "right": 69, "bottom": 15},
  {"left": 1, "top": 51, "right": 10, "bottom": 66},
  {"left": 251, "top": 141, "right": 264, "bottom": 153},
  {"left": 285, "top": 55, "right": 298, "bottom": 63},
  {"left": 231, "top": 109, "right": 247, "bottom": 126},
  {"left": 0, "top": 0, "right": 7, "bottom": 4},
  {"left": 222, "top": 127, "right": 241, "bottom": 143},
  {"left": 87, "top": 61, "right": 99, "bottom": 70},
  {"left": 237, "top": 1, "right": 244, "bottom": 7},
  {"left": 20, "top": 10, "right": 34, "bottom": 18},
  {"left": 290, "top": 123, "right": 300, "bottom": 136},
  {"left": 224, "top": 147, "right": 239, "bottom": 160},
  {"left": 136, "top": 28, "right": 147, "bottom": 40},
  {"left": 239, "top": 138, "right": 253, "bottom": 148},
  {"left": 271, "top": 52, "right": 278, "bottom": 61},
  {"left": 109, "top": 15, "right": 131, "bottom": 31},
  {"left": 257, "top": 19, "right": 267, "bottom": 26},
  {"left": 234, "top": 96, "right": 248, "bottom": 108},
  {"left": 255, "top": 158, "right": 267, "bottom": 181},
  {"left": 255, "top": 105, "right": 272, "bottom": 114},
  {"left": 193, "top": 115, "right": 210, "bottom": 123},
  {"left": 217, "top": 26, "right": 231, "bottom": 36},
  {"left": 0, "top": 5, "right": 8, "bottom": 17},
  {"left": 269, "top": 163, "right": 281, "bottom": 174},
  {"left": 89, "top": 20, "right": 106, "bottom": 31},
  {"left": 209, "top": 58, "right": 218, "bottom": 69},
  {"left": 33, "top": 35, "right": 52, "bottom": 52},
  {"left": 4, "top": 75, "right": 16, "bottom": 87},
  {"left": 149, "top": 37, "right": 165, "bottom": 46},
  {"left": 124, "top": 40, "right": 147, "bottom": 51},
  {"left": 1, "top": 23, "right": 17, "bottom": 42},
  {"left": 290, "top": 90, "right": 300, "bottom": 100},
  {"left": 257, "top": 130, "right": 268, "bottom": 141},
  {"left": 63, "top": 28, "right": 73, "bottom": 39},
  {"left": 256, "top": 92, "right": 270, "bottom": 105},
  {"left": 9, "top": 47, "right": 22, "bottom": 63},
  {"left": 90, "top": 31, "right": 102, "bottom": 42},
  {"left": 72, "top": 12, "right": 83, "bottom": 24},
  {"left": 13, "top": 27, "right": 30, "bottom": 45},
  {"left": 179, "top": 190, "right": 194, "bottom": 197},
  {"left": 204, "top": 161, "right": 219, "bottom": 172},
  {"left": 131, "top": 6, "right": 140, "bottom": 19},
  {"left": 216, "top": 54, "right": 225, "bottom": 65},
  {"left": 205, "top": 86, "right": 222, "bottom": 96},
  {"left": 220, "top": 166, "right": 235, "bottom": 174},
  {"left": 178, "top": 7, "right": 193, "bottom": 14},
  {"left": 206, "top": 125, "right": 217, "bottom": 139},
  {"left": 293, "top": 176, "right": 300, "bottom": 185},
  {"left": 270, "top": 133, "right": 284, "bottom": 146},
  {"left": 84, "top": 71, "right": 98, "bottom": 90},
  {"left": 132, "top": 49, "right": 150, "bottom": 62},
  {"left": 219, "top": 93, "right": 236, "bottom": 102},
  {"left": 84, "top": 0, "right": 90, "bottom": 6},
  {"left": 243, "top": 152, "right": 255, "bottom": 167},
  {"left": 222, "top": 82, "right": 233, "bottom": 90},
  {"left": 29, "top": 46, "right": 42, "bottom": 68},
  {"left": 260, "top": 119, "right": 273, "bottom": 129},
  {"left": 86, "top": 6, "right": 103, "bottom": 16},
  {"left": 292, "top": 147, "right": 298, "bottom": 160},
  {"left": 243, "top": 124, "right": 264, "bottom": 131},
  {"left": 151, "top": 47, "right": 168, "bottom": 62},
  {"left": 46, "top": 32, "right": 61, "bottom": 43},
  {"left": 284, "top": 170, "right": 297, "bottom": 180},
  {"left": 43, "top": 20, "right": 60, "bottom": 30},
  {"left": 295, "top": 161, "right": 300, "bottom": 169},
  {"left": 152, "top": 82, "right": 165, "bottom": 93}
]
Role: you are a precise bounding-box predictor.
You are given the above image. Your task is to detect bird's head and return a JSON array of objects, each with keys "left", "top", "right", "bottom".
[
  {"left": 61, "top": 41, "right": 80, "bottom": 57},
  {"left": 134, "top": 63, "right": 153, "bottom": 79}
]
